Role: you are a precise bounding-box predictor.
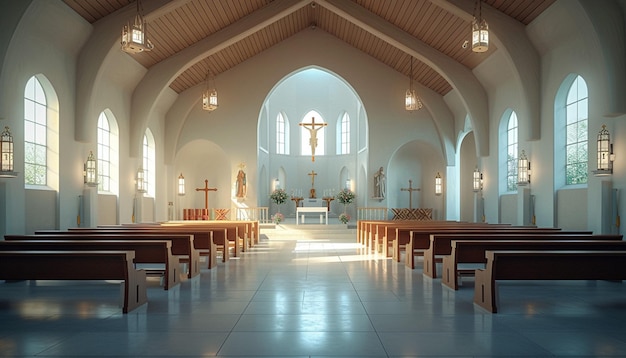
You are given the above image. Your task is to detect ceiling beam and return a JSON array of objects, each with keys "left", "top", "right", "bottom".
[
  {"left": 129, "top": 0, "right": 311, "bottom": 157},
  {"left": 318, "top": 0, "right": 489, "bottom": 156}
]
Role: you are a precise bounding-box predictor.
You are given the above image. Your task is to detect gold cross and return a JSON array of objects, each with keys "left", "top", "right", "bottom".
[
  {"left": 308, "top": 170, "right": 317, "bottom": 187},
  {"left": 299, "top": 117, "right": 327, "bottom": 162},
  {"left": 400, "top": 179, "right": 420, "bottom": 209},
  {"left": 195, "top": 179, "right": 217, "bottom": 210}
]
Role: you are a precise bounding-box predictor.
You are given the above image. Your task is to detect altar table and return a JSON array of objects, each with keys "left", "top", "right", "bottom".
[{"left": 296, "top": 207, "right": 328, "bottom": 225}]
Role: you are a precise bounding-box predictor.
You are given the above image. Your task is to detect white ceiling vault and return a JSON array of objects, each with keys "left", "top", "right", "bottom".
[{"left": 63, "top": 0, "right": 555, "bottom": 96}]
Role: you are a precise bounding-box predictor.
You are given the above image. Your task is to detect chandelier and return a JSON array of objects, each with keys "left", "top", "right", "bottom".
[
  {"left": 202, "top": 69, "right": 218, "bottom": 111},
  {"left": 471, "top": 0, "right": 489, "bottom": 52},
  {"left": 405, "top": 57, "right": 423, "bottom": 111},
  {"left": 121, "top": 0, "right": 154, "bottom": 54}
]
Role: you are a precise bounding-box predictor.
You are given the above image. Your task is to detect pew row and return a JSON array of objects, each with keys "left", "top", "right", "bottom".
[
  {"left": 422, "top": 231, "right": 601, "bottom": 278},
  {"left": 71, "top": 227, "right": 222, "bottom": 266},
  {"left": 1, "top": 238, "right": 181, "bottom": 290},
  {"left": 32, "top": 232, "right": 201, "bottom": 278},
  {"left": 0, "top": 250, "right": 147, "bottom": 313},
  {"left": 474, "top": 250, "right": 626, "bottom": 313},
  {"left": 404, "top": 229, "right": 590, "bottom": 270},
  {"left": 442, "top": 238, "right": 626, "bottom": 290}
]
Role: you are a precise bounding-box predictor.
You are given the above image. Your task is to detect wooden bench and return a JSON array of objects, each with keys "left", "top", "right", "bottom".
[
  {"left": 0, "top": 250, "right": 147, "bottom": 313},
  {"left": 34, "top": 231, "right": 201, "bottom": 278},
  {"left": 1, "top": 238, "right": 181, "bottom": 290},
  {"left": 474, "top": 250, "right": 626, "bottom": 313},
  {"left": 442, "top": 237, "right": 625, "bottom": 290},
  {"left": 161, "top": 221, "right": 250, "bottom": 255},
  {"left": 421, "top": 231, "right": 595, "bottom": 277},
  {"left": 404, "top": 228, "right": 576, "bottom": 270}
]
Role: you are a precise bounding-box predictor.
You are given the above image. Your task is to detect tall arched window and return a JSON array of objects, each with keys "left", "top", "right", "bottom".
[
  {"left": 143, "top": 129, "right": 156, "bottom": 197},
  {"left": 337, "top": 112, "right": 350, "bottom": 155},
  {"left": 97, "top": 110, "right": 119, "bottom": 194},
  {"left": 276, "top": 112, "right": 289, "bottom": 155},
  {"left": 24, "top": 76, "right": 48, "bottom": 186},
  {"left": 564, "top": 75, "right": 588, "bottom": 185},
  {"left": 300, "top": 110, "right": 325, "bottom": 158},
  {"left": 506, "top": 112, "right": 518, "bottom": 191}
]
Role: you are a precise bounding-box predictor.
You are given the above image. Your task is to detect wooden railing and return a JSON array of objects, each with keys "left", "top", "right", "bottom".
[
  {"left": 357, "top": 207, "right": 388, "bottom": 220},
  {"left": 236, "top": 207, "right": 269, "bottom": 223}
]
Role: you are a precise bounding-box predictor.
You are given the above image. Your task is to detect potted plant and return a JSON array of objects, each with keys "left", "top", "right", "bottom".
[
  {"left": 270, "top": 188, "right": 289, "bottom": 217},
  {"left": 339, "top": 212, "right": 350, "bottom": 224},
  {"left": 335, "top": 188, "right": 356, "bottom": 213},
  {"left": 272, "top": 212, "right": 284, "bottom": 224}
]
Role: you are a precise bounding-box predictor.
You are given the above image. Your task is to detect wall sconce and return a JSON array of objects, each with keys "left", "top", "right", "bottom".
[
  {"left": 0, "top": 126, "right": 17, "bottom": 178},
  {"left": 473, "top": 166, "right": 483, "bottom": 192},
  {"left": 345, "top": 179, "right": 351, "bottom": 190},
  {"left": 594, "top": 124, "right": 615, "bottom": 175},
  {"left": 517, "top": 150, "right": 531, "bottom": 186},
  {"left": 178, "top": 173, "right": 185, "bottom": 196},
  {"left": 274, "top": 178, "right": 280, "bottom": 191},
  {"left": 435, "top": 172, "right": 442, "bottom": 195},
  {"left": 136, "top": 167, "right": 146, "bottom": 193},
  {"left": 83, "top": 151, "right": 97, "bottom": 186}
]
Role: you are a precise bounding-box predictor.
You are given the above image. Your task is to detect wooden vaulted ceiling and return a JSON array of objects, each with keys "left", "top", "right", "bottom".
[{"left": 63, "top": 0, "right": 555, "bottom": 96}]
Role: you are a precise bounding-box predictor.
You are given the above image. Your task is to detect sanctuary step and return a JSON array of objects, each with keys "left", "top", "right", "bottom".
[{"left": 261, "top": 223, "right": 356, "bottom": 240}]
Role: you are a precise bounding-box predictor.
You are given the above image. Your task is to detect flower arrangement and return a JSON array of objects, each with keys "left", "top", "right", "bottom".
[
  {"left": 272, "top": 212, "right": 284, "bottom": 224},
  {"left": 339, "top": 213, "right": 350, "bottom": 224},
  {"left": 270, "top": 188, "right": 289, "bottom": 205},
  {"left": 335, "top": 188, "right": 356, "bottom": 205}
]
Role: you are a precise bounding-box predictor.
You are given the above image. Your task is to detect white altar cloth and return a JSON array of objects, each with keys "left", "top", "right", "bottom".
[{"left": 296, "top": 207, "right": 328, "bottom": 225}]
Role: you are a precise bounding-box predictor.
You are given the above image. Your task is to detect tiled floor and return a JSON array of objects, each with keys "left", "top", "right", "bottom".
[{"left": 1, "top": 223, "right": 626, "bottom": 357}]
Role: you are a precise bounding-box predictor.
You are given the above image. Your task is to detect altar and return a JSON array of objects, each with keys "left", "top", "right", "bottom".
[
  {"left": 302, "top": 198, "right": 322, "bottom": 207},
  {"left": 296, "top": 207, "right": 328, "bottom": 225}
]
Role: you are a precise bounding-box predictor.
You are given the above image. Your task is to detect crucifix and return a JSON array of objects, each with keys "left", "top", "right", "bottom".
[
  {"left": 400, "top": 179, "right": 420, "bottom": 209},
  {"left": 299, "top": 117, "right": 327, "bottom": 162},
  {"left": 195, "top": 179, "right": 217, "bottom": 211},
  {"left": 308, "top": 170, "right": 317, "bottom": 198}
]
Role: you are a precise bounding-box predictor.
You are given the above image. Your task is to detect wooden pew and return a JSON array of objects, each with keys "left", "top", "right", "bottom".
[
  {"left": 369, "top": 220, "right": 476, "bottom": 253},
  {"left": 98, "top": 226, "right": 227, "bottom": 266},
  {"left": 0, "top": 250, "right": 147, "bottom": 313},
  {"left": 404, "top": 227, "right": 569, "bottom": 270},
  {"left": 161, "top": 221, "right": 249, "bottom": 255},
  {"left": 473, "top": 250, "right": 626, "bottom": 313},
  {"left": 443, "top": 237, "right": 625, "bottom": 290},
  {"left": 1, "top": 238, "right": 181, "bottom": 290},
  {"left": 422, "top": 231, "right": 596, "bottom": 277},
  {"left": 386, "top": 223, "right": 513, "bottom": 260},
  {"left": 34, "top": 231, "right": 201, "bottom": 278}
]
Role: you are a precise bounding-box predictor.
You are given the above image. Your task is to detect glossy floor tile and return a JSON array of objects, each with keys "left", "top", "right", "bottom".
[{"left": 1, "top": 223, "right": 626, "bottom": 357}]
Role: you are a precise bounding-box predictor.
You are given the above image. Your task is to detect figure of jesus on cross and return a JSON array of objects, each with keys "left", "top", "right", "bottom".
[{"left": 299, "top": 117, "right": 327, "bottom": 162}]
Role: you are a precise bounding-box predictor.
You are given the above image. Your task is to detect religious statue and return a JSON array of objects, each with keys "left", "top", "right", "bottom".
[
  {"left": 374, "top": 166, "right": 386, "bottom": 198},
  {"left": 236, "top": 165, "right": 246, "bottom": 199},
  {"left": 299, "top": 117, "right": 327, "bottom": 162}
]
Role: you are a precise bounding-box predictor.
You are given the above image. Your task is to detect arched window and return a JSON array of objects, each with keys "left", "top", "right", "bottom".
[
  {"left": 276, "top": 112, "right": 289, "bottom": 155},
  {"left": 506, "top": 112, "right": 518, "bottom": 191},
  {"left": 337, "top": 112, "right": 350, "bottom": 155},
  {"left": 97, "top": 111, "right": 119, "bottom": 194},
  {"left": 564, "top": 75, "right": 588, "bottom": 185},
  {"left": 300, "top": 110, "right": 325, "bottom": 158},
  {"left": 142, "top": 129, "right": 156, "bottom": 197},
  {"left": 24, "top": 76, "right": 48, "bottom": 186}
]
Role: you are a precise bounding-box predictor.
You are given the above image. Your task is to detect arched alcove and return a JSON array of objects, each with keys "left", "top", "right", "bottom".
[{"left": 258, "top": 66, "right": 368, "bottom": 216}]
